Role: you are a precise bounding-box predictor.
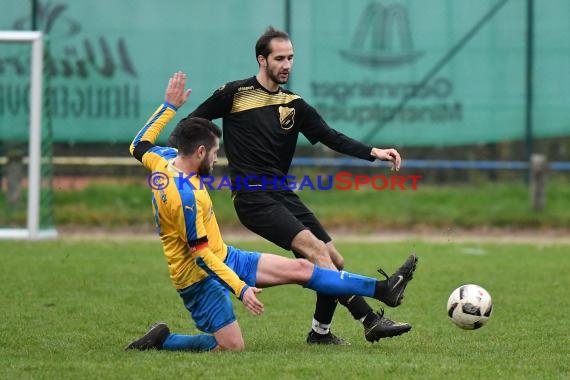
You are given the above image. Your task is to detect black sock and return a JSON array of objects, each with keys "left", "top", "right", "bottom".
[
  {"left": 362, "top": 312, "right": 380, "bottom": 328},
  {"left": 338, "top": 295, "right": 373, "bottom": 321},
  {"left": 313, "top": 292, "right": 338, "bottom": 327},
  {"left": 374, "top": 279, "right": 388, "bottom": 300}
]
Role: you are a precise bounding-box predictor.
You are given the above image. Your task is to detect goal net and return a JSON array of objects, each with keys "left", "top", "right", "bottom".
[{"left": 0, "top": 31, "right": 56, "bottom": 239}]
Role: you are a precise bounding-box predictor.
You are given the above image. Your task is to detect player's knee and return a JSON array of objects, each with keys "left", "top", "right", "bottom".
[
  {"left": 313, "top": 240, "right": 329, "bottom": 259},
  {"left": 297, "top": 258, "right": 314, "bottom": 271},
  {"left": 295, "top": 258, "right": 315, "bottom": 281},
  {"left": 283, "top": 259, "right": 315, "bottom": 284},
  {"left": 327, "top": 246, "right": 345, "bottom": 270},
  {"left": 291, "top": 232, "right": 333, "bottom": 267},
  {"left": 333, "top": 256, "right": 345, "bottom": 270},
  {"left": 217, "top": 337, "right": 245, "bottom": 352},
  {"left": 226, "top": 342, "right": 245, "bottom": 352}
]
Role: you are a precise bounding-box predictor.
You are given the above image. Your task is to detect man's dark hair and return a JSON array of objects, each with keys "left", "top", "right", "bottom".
[
  {"left": 176, "top": 117, "right": 221, "bottom": 156},
  {"left": 255, "top": 26, "right": 290, "bottom": 65}
]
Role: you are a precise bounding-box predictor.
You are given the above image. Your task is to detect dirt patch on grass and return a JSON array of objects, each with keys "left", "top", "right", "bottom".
[{"left": 59, "top": 225, "right": 570, "bottom": 245}]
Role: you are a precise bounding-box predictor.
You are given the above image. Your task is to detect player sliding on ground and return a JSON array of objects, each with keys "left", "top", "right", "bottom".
[{"left": 126, "top": 71, "right": 418, "bottom": 352}]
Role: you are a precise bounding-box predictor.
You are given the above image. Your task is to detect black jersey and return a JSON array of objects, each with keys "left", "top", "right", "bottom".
[{"left": 170, "top": 76, "right": 373, "bottom": 185}]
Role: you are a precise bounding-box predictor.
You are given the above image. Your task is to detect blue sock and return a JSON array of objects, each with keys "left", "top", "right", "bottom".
[
  {"left": 162, "top": 333, "right": 217, "bottom": 352},
  {"left": 304, "top": 266, "right": 376, "bottom": 298}
]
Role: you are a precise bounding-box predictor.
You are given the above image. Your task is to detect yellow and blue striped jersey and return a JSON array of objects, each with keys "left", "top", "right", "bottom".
[{"left": 129, "top": 102, "right": 248, "bottom": 298}]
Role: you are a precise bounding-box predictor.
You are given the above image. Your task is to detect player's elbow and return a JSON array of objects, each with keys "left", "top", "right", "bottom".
[{"left": 131, "top": 141, "right": 154, "bottom": 162}]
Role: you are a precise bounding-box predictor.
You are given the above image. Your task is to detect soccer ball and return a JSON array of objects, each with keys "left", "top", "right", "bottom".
[{"left": 447, "top": 284, "right": 493, "bottom": 330}]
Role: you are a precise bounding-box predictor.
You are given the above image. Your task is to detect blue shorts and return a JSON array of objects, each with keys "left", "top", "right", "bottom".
[{"left": 178, "top": 246, "right": 261, "bottom": 334}]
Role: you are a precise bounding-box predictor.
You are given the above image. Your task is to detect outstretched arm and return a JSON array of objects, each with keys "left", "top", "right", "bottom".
[
  {"left": 301, "top": 102, "right": 402, "bottom": 171},
  {"left": 129, "top": 71, "right": 192, "bottom": 165}
]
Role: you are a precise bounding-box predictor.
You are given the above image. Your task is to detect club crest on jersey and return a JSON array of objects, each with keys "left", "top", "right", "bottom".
[{"left": 279, "top": 106, "right": 295, "bottom": 130}]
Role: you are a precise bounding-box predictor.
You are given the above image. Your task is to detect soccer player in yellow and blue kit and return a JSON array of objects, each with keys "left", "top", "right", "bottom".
[{"left": 126, "top": 71, "right": 417, "bottom": 352}]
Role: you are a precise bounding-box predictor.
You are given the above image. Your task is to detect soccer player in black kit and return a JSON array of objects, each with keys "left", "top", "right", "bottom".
[{"left": 169, "top": 27, "right": 418, "bottom": 344}]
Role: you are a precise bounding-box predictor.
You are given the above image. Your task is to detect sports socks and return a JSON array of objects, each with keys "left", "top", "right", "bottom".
[
  {"left": 307, "top": 268, "right": 390, "bottom": 331},
  {"left": 374, "top": 278, "right": 389, "bottom": 299},
  {"left": 311, "top": 318, "right": 332, "bottom": 335},
  {"left": 338, "top": 295, "right": 373, "bottom": 321},
  {"left": 313, "top": 293, "right": 338, "bottom": 326},
  {"left": 304, "top": 266, "right": 376, "bottom": 297},
  {"left": 162, "top": 333, "right": 217, "bottom": 352}
]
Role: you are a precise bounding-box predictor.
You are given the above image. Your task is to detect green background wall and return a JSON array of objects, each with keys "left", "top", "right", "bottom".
[{"left": 1, "top": 0, "right": 568, "bottom": 146}]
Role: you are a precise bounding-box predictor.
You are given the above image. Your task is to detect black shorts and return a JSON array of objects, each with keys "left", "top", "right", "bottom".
[{"left": 232, "top": 190, "right": 331, "bottom": 253}]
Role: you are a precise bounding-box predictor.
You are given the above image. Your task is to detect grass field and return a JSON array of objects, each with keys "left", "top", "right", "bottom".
[
  {"left": 1, "top": 177, "right": 570, "bottom": 229},
  {"left": 1, "top": 239, "right": 568, "bottom": 379}
]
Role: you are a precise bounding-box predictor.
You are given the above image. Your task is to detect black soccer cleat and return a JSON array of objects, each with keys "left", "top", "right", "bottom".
[
  {"left": 125, "top": 322, "right": 170, "bottom": 351},
  {"left": 377, "top": 254, "right": 418, "bottom": 307},
  {"left": 364, "top": 310, "right": 412, "bottom": 342},
  {"left": 306, "top": 330, "right": 350, "bottom": 345}
]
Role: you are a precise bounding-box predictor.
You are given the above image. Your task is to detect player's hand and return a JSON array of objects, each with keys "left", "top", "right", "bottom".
[
  {"left": 165, "top": 71, "right": 192, "bottom": 108},
  {"left": 371, "top": 147, "right": 401, "bottom": 171},
  {"left": 241, "top": 287, "right": 264, "bottom": 316}
]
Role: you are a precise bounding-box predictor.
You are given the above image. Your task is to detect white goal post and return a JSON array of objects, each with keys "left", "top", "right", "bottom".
[{"left": 0, "top": 31, "right": 57, "bottom": 239}]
